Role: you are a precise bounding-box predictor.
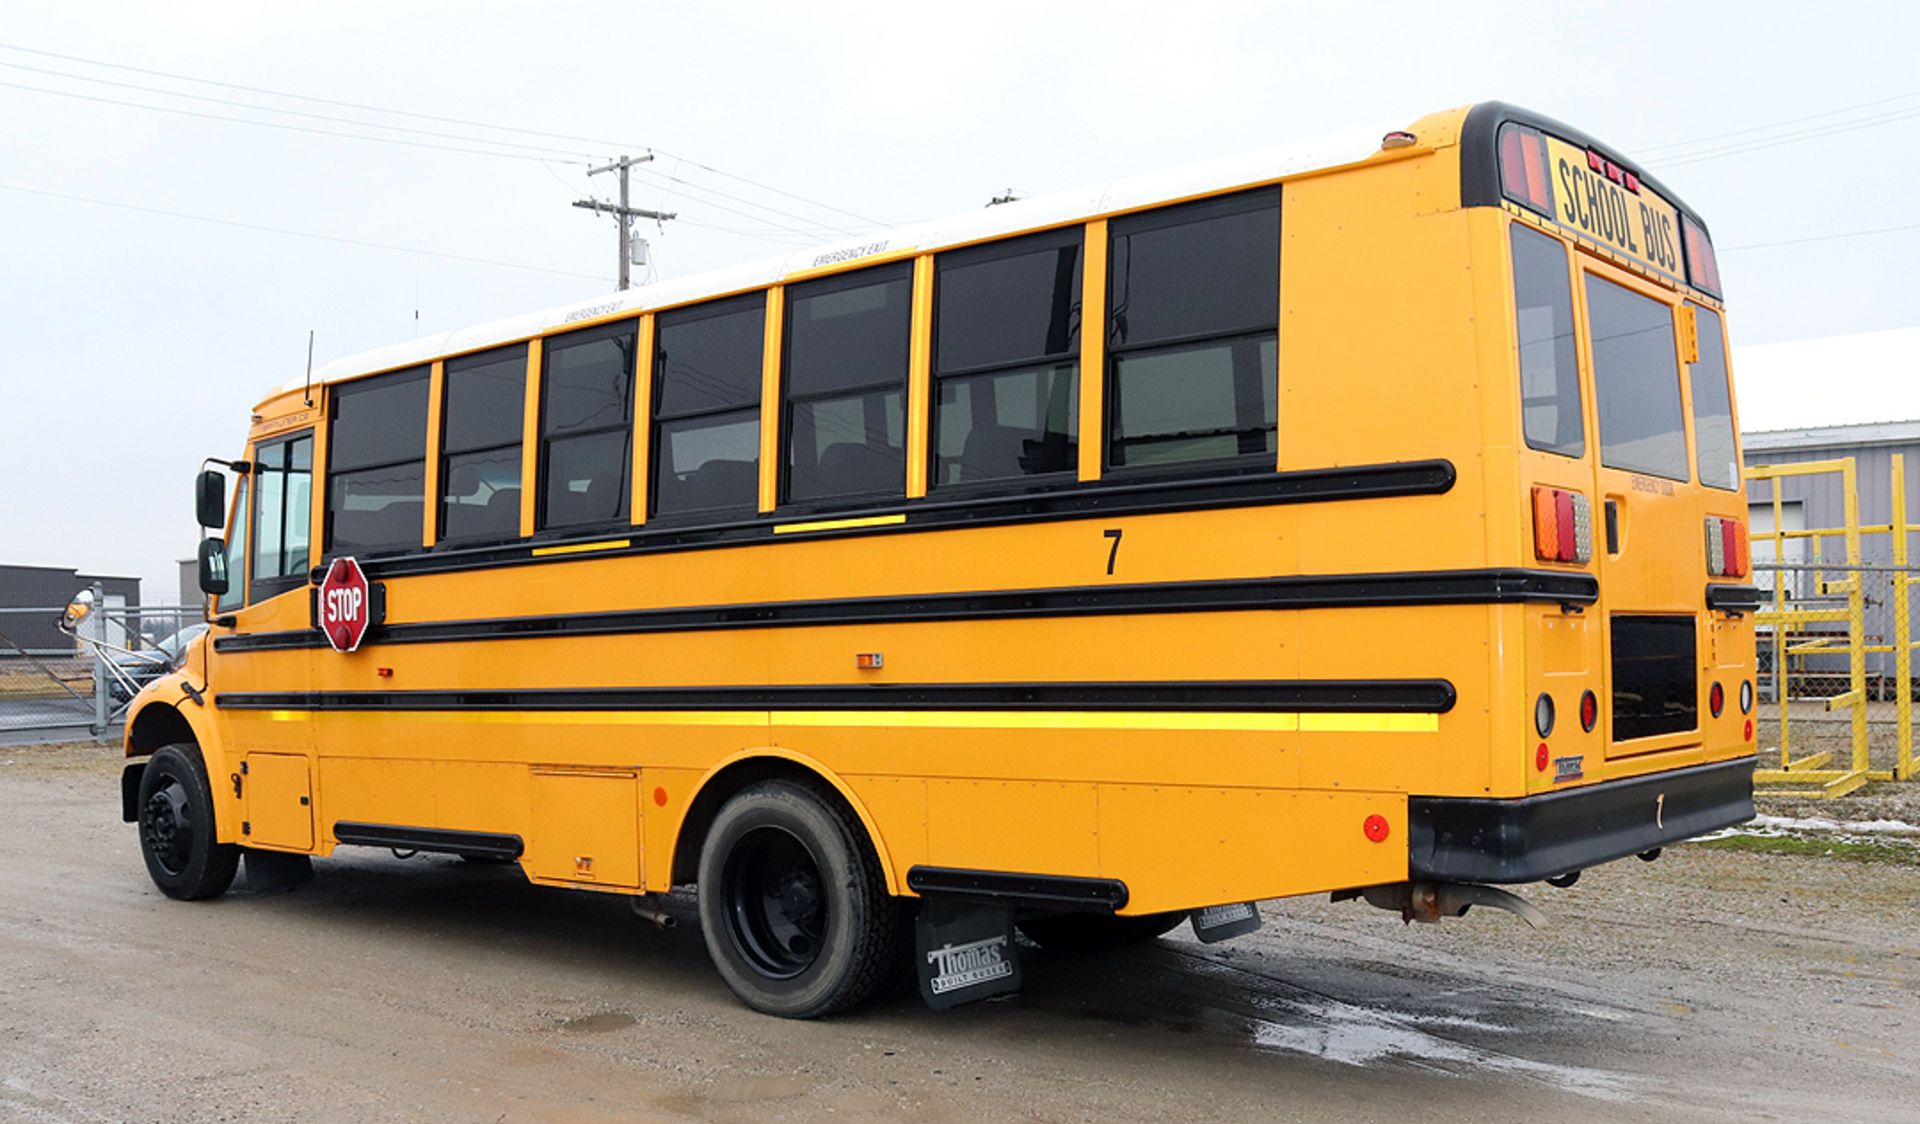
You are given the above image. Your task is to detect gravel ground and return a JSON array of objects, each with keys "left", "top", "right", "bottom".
[{"left": 3, "top": 741, "right": 1917, "bottom": 1123}]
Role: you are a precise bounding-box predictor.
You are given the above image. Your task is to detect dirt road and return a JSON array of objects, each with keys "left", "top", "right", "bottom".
[{"left": 3, "top": 743, "right": 1917, "bottom": 1123}]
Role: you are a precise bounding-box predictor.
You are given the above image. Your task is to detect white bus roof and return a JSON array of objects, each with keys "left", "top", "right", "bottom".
[{"left": 278, "top": 115, "right": 1406, "bottom": 397}]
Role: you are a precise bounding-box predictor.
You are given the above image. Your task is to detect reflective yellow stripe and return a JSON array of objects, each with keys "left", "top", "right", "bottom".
[
  {"left": 530, "top": 539, "right": 631, "bottom": 557},
  {"left": 773, "top": 513, "right": 907, "bottom": 535},
  {"left": 258, "top": 708, "right": 1435, "bottom": 732}
]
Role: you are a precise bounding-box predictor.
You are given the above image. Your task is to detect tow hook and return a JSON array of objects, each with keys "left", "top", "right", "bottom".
[
  {"left": 1344, "top": 881, "right": 1548, "bottom": 928},
  {"left": 629, "top": 893, "right": 677, "bottom": 930}
]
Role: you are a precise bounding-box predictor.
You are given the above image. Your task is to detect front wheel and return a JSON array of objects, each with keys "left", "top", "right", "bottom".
[
  {"left": 696, "top": 779, "right": 904, "bottom": 1018},
  {"left": 136, "top": 743, "right": 239, "bottom": 901}
]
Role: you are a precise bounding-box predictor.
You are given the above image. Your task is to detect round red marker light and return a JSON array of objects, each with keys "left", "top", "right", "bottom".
[
  {"left": 1579, "top": 690, "right": 1598, "bottom": 733},
  {"left": 652, "top": 786, "right": 668, "bottom": 807},
  {"left": 1744, "top": 719, "right": 1754, "bottom": 742},
  {"left": 1709, "top": 681, "right": 1725, "bottom": 718},
  {"left": 1363, "top": 814, "right": 1391, "bottom": 843},
  {"left": 1535, "top": 742, "right": 1550, "bottom": 771}
]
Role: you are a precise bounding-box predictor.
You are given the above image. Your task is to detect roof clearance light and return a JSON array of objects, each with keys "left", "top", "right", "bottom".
[
  {"left": 1682, "top": 214, "right": 1723, "bottom": 298},
  {"left": 1532, "top": 486, "right": 1593, "bottom": 564},
  {"left": 1622, "top": 170, "right": 1641, "bottom": 195},
  {"left": 1381, "top": 130, "right": 1418, "bottom": 150},
  {"left": 1498, "top": 124, "right": 1554, "bottom": 218}
]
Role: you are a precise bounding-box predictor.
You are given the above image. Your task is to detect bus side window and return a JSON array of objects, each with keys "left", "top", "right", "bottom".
[
  {"left": 538, "top": 320, "right": 639, "bottom": 530},
  {"left": 1510, "top": 225, "right": 1584, "bottom": 458},
  {"left": 1106, "top": 187, "right": 1279, "bottom": 469},
  {"left": 251, "top": 432, "right": 313, "bottom": 602},
  {"left": 440, "top": 344, "right": 528, "bottom": 543},
  {"left": 931, "top": 228, "right": 1081, "bottom": 488},
  {"left": 1687, "top": 304, "right": 1737, "bottom": 491},
  {"left": 326, "top": 367, "right": 430, "bottom": 554},
  {"left": 782, "top": 262, "right": 913, "bottom": 506},
  {"left": 652, "top": 294, "right": 764, "bottom": 519}
]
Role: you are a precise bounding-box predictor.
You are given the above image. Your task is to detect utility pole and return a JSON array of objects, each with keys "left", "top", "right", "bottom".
[{"left": 573, "top": 154, "right": 676, "bottom": 290}]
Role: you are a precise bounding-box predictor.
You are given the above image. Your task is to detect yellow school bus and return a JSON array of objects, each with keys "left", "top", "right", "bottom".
[{"left": 124, "top": 101, "right": 1757, "bottom": 1017}]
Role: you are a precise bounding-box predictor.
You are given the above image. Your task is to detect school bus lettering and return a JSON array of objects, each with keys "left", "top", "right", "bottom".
[{"left": 126, "top": 102, "right": 1755, "bottom": 1022}]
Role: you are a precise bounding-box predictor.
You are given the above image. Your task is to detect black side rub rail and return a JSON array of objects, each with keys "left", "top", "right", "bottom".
[
  {"left": 216, "top": 566, "right": 1597, "bottom": 654},
  {"left": 332, "top": 822, "right": 524, "bottom": 861},
  {"left": 1407, "top": 756, "right": 1757, "bottom": 884},
  {"left": 217, "top": 678, "right": 1458, "bottom": 714},
  {"left": 907, "top": 866, "right": 1130, "bottom": 911},
  {"left": 1706, "top": 584, "right": 1765, "bottom": 614}
]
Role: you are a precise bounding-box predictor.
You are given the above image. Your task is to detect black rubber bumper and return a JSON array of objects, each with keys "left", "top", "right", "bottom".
[{"left": 1407, "top": 756, "right": 1756, "bottom": 884}]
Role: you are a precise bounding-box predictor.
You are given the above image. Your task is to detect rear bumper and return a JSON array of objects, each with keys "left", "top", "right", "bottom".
[{"left": 1407, "top": 756, "right": 1756, "bottom": 883}]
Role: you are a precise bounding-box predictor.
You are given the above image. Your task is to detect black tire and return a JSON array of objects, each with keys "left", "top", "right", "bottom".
[
  {"left": 696, "top": 779, "right": 904, "bottom": 1018},
  {"left": 1018, "top": 910, "right": 1188, "bottom": 952},
  {"left": 136, "top": 743, "right": 239, "bottom": 901}
]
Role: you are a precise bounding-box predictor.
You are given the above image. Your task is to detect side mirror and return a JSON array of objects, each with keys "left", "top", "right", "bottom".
[
  {"left": 196, "top": 469, "right": 228, "bottom": 529},
  {"left": 59, "top": 588, "right": 95, "bottom": 633},
  {"left": 198, "top": 537, "right": 230, "bottom": 597}
]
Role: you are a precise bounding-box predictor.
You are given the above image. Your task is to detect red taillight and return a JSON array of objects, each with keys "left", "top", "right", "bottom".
[
  {"left": 1682, "top": 214, "right": 1722, "bottom": 297},
  {"left": 1580, "top": 690, "right": 1598, "bottom": 732},
  {"left": 1710, "top": 681, "right": 1725, "bottom": 718},
  {"left": 1706, "top": 517, "right": 1749, "bottom": 578},
  {"left": 1535, "top": 742, "right": 1550, "bottom": 772},
  {"left": 1532, "top": 486, "right": 1593, "bottom": 564},
  {"left": 1744, "top": 718, "right": 1754, "bottom": 742},
  {"left": 1499, "top": 124, "right": 1554, "bottom": 217}
]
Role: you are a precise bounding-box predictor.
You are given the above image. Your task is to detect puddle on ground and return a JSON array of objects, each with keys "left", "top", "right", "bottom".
[
  {"left": 1250, "top": 997, "right": 1634, "bottom": 1102},
  {"left": 556, "top": 1011, "right": 636, "bottom": 1033}
]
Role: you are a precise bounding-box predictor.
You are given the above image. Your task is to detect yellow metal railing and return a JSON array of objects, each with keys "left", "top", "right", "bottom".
[{"left": 1744, "top": 454, "right": 1916, "bottom": 798}]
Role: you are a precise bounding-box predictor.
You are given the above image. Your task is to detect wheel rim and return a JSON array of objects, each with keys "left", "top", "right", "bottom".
[
  {"left": 721, "top": 825, "right": 826, "bottom": 980},
  {"left": 140, "top": 771, "right": 195, "bottom": 877}
]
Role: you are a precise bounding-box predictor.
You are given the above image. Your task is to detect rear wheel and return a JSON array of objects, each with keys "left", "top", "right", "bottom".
[
  {"left": 1018, "top": 910, "right": 1188, "bottom": 952},
  {"left": 136, "top": 743, "right": 239, "bottom": 901},
  {"left": 697, "top": 779, "right": 903, "bottom": 1018}
]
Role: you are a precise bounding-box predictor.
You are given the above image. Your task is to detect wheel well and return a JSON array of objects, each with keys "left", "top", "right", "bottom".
[
  {"left": 670, "top": 757, "right": 877, "bottom": 886},
  {"left": 127, "top": 703, "right": 196, "bottom": 757}
]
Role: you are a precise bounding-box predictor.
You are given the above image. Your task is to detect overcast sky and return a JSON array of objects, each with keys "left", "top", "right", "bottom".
[{"left": 3, "top": 1, "right": 1916, "bottom": 600}]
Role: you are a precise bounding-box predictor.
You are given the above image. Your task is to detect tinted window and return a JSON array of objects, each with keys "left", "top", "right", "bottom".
[
  {"left": 440, "top": 345, "right": 526, "bottom": 542},
  {"left": 936, "top": 232, "right": 1081, "bottom": 372},
  {"left": 1107, "top": 189, "right": 1279, "bottom": 469},
  {"left": 1109, "top": 189, "right": 1279, "bottom": 347},
  {"left": 252, "top": 433, "right": 312, "bottom": 594},
  {"left": 326, "top": 368, "right": 429, "bottom": 553},
  {"left": 931, "top": 231, "right": 1081, "bottom": 489},
  {"left": 1511, "top": 226, "right": 1583, "bottom": 458},
  {"left": 1689, "top": 305, "right": 1738, "bottom": 491},
  {"left": 1586, "top": 275, "right": 1686, "bottom": 480},
  {"left": 328, "top": 369, "right": 428, "bottom": 472},
  {"left": 786, "top": 265, "right": 912, "bottom": 399},
  {"left": 539, "top": 320, "right": 637, "bottom": 529},
  {"left": 653, "top": 296, "right": 763, "bottom": 518},
  {"left": 783, "top": 264, "right": 911, "bottom": 505}
]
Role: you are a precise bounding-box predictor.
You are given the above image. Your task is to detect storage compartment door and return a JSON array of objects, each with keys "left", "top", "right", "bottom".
[
  {"left": 525, "top": 769, "right": 642, "bottom": 888},
  {"left": 244, "top": 753, "right": 313, "bottom": 850}
]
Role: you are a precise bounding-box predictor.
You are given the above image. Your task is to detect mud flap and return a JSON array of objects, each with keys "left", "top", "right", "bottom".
[
  {"left": 1190, "top": 901, "right": 1262, "bottom": 944},
  {"left": 915, "top": 898, "right": 1021, "bottom": 1010},
  {"left": 243, "top": 849, "right": 314, "bottom": 893}
]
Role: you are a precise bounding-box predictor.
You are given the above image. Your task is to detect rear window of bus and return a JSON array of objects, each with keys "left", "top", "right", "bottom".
[
  {"left": 1510, "top": 226, "right": 1583, "bottom": 458},
  {"left": 1585, "top": 275, "right": 1687, "bottom": 481}
]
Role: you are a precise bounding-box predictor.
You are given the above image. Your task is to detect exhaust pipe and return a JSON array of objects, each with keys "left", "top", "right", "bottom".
[
  {"left": 1350, "top": 881, "right": 1547, "bottom": 928},
  {"left": 629, "top": 893, "right": 677, "bottom": 930}
]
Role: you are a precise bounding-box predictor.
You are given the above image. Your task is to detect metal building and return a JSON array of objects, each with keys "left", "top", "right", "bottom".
[{"left": 0, "top": 564, "right": 142, "bottom": 654}]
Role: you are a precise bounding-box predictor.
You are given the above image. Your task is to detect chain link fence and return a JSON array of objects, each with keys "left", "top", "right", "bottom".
[{"left": 0, "top": 588, "right": 202, "bottom": 740}]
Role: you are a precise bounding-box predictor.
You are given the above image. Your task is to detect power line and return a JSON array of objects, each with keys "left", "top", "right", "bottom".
[
  {"left": 1637, "top": 89, "right": 1920, "bottom": 154},
  {"left": 0, "top": 78, "right": 591, "bottom": 165},
  {"left": 1721, "top": 222, "right": 1920, "bottom": 252},
  {"left": 0, "top": 181, "right": 610, "bottom": 281},
  {"left": 0, "top": 40, "right": 883, "bottom": 226},
  {"left": 0, "top": 58, "right": 597, "bottom": 159},
  {"left": 1657, "top": 104, "right": 1920, "bottom": 168}
]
